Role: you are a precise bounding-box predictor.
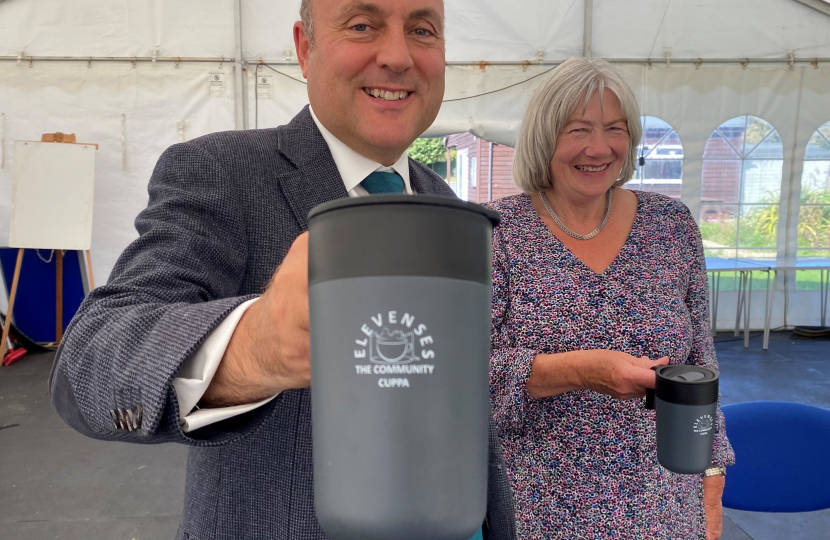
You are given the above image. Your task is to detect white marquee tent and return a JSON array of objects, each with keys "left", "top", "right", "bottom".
[{"left": 1, "top": 0, "right": 829, "bottom": 331}]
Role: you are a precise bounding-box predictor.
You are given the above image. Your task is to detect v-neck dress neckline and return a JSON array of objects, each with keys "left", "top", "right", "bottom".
[{"left": 525, "top": 190, "right": 643, "bottom": 278}]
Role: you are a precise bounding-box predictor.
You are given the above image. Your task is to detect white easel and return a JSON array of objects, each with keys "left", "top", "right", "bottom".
[{"left": 1, "top": 133, "right": 97, "bottom": 360}]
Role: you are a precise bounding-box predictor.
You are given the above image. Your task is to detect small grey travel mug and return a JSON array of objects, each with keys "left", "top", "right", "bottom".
[
  {"left": 308, "top": 195, "right": 500, "bottom": 540},
  {"left": 646, "top": 365, "right": 719, "bottom": 474}
]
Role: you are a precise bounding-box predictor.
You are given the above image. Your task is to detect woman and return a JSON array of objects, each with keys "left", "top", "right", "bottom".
[{"left": 486, "top": 58, "right": 734, "bottom": 540}]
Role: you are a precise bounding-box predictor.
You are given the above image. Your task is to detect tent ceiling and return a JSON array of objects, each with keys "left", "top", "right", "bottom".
[
  {"left": 1, "top": 0, "right": 830, "bottom": 325},
  {"left": 3, "top": 0, "right": 830, "bottom": 62}
]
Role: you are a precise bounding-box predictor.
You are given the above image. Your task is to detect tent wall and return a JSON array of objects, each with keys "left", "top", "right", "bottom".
[{"left": 2, "top": 0, "right": 829, "bottom": 330}]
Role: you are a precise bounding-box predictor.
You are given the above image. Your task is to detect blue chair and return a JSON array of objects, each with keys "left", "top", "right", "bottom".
[{"left": 722, "top": 401, "right": 830, "bottom": 512}]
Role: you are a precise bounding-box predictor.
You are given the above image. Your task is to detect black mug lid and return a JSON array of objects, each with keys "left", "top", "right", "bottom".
[
  {"left": 307, "top": 194, "right": 500, "bottom": 285},
  {"left": 655, "top": 365, "right": 719, "bottom": 406},
  {"left": 308, "top": 194, "right": 501, "bottom": 226}
]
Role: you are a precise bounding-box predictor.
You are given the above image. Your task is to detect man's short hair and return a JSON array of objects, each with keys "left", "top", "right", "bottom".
[{"left": 300, "top": 0, "right": 315, "bottom": 47}]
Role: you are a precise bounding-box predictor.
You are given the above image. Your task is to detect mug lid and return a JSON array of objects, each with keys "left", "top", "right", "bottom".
[
  {"left": 308, "top": 194, "right": 501, "bottom": 227},
  {"left": 655, "top": 365, "right": 719, "bottom": 406}
]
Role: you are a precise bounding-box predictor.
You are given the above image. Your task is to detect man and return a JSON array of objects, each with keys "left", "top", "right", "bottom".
[{"left": 50, "top": 0, "right": 517, "bottom": 538}]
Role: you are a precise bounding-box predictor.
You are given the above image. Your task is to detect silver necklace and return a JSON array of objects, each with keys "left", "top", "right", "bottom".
[{"left": 541, "top": 188, "right": 613, "bottom": 241}]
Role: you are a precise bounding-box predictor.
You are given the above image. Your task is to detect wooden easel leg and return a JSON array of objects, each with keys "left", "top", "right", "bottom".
[
  {"left": 1, "top": 248, "right": 25, "bottom": 360},
  {"left": 85, "top": 250, "right": 95, "bottom": 290},
  {"left": 56, "top": 250, "right": 63, "bottom": 344}
]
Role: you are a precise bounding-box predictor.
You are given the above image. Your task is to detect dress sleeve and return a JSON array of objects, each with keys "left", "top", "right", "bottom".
[
  {"left": 489, "top": 223, "right": 539, "bottom": 434},
  {"left": 680, "top": 205, "right": 736, "bottom": 468}
]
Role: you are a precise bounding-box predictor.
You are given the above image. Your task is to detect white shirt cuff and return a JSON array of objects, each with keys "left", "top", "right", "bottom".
[{"left": 172, "top": 298, "right": 279, "bottom": 433}]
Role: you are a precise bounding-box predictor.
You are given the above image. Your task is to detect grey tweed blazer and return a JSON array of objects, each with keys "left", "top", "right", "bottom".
[{"left": 50, "top": 106, "right": 516, "bottom": 540}]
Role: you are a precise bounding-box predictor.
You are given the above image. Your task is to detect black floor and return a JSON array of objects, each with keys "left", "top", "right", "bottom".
[{"left": 1, "top": 332, "right": 828, "bottom": 539}]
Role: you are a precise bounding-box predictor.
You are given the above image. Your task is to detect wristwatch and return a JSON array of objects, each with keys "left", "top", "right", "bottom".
[{"left": 703, "top": 466, "right": 726, "bottom": 477}]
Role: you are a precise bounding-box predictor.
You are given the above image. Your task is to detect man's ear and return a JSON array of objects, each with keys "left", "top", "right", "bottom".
[{"left": 294, "top": 22, "right": 311, "bottom": 79}]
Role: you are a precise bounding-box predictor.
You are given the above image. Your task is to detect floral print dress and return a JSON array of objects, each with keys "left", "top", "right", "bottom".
[{"left": 485, "top": 191, "right": 735, "bottom": 540}]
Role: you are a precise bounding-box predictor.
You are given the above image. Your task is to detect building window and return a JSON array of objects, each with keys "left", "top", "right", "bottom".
[
  {"left": 699, "top": 116, "right": 784, "bottom": 259},
  {"left": 626, "top": 116, "right": 683, "bottom": 199},
  {"left": 470, "top": 157, "right": 477, "bottom": 188}
]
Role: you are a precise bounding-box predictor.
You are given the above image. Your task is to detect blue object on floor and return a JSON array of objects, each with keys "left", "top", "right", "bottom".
[
  {"left": 0, "top": 248, "right": 87, "bottom": 344},
  {"left": 722, "top": 401, "right": 830, "bottom": 512}
]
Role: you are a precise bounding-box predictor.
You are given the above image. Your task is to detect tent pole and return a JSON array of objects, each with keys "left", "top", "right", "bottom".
[
  {"left": 488, "top": 142, "right": 494, "bottom": 202},
  {"left": 583, "top": 0, "right": 593, "bottom": 58},
  {"left": 233, "top": 0, "right": 248, "bottom": 130}
]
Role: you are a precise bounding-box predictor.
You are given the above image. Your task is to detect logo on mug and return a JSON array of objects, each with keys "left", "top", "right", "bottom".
[
  {"left": 369, "top": 327, "right": 418, "bottom": 364},
  {"left": 693, "top": 414, "right": 714, "bottom": 435},
  {"left": 352, "top": 311, "right": 436, "bottom": 387}
]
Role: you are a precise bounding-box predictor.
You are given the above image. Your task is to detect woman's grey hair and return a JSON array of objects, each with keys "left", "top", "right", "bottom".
[{"left": 512, "top": 57, "right": 642, "bottom": 193}]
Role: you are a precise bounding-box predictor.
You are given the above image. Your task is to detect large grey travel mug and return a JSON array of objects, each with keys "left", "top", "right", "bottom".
[
  {"left": 645, "top": 365, "right": 719, "bottom": 474},
  {"left": 307, "top": 195, "right": 500, "bottom": 540}
]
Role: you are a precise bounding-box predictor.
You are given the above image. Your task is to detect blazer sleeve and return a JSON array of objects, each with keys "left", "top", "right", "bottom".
[{"left": 50, "top": 141, "right": 274, "bottom": 445}]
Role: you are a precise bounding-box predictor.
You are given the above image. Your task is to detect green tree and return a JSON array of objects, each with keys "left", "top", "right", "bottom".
[
  {"left": 408, "top": 138, "right": 446, "bottom": 165},
  {"left": 739, "top": 185, "right": 830, "bottom": 248},
  {"left": 408, "top": 137, "right": 449, "bottom": 178},
  {"left": 796, "top": 184, "right": 830, "bottom": 247}
]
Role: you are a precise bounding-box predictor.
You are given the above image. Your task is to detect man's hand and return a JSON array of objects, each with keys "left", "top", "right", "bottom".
[
  {"left": 201, "top": 233, "right": 311, "bottom": 407},
  {"left": 703, "top": 474, "right": 725, "bottom": 540},
  {"left": 578, "top": 350, "right": 670, "bottom": 400}
]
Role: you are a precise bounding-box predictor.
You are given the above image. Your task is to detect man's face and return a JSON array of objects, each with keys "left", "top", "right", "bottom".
[{"left": 295, "top": 0, "right": 446, "bottom": 165}]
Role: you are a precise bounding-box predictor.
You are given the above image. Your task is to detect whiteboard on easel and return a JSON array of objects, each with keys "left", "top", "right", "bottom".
[{"left": 9, "top": 141, "right": 96, "bottom": 250}]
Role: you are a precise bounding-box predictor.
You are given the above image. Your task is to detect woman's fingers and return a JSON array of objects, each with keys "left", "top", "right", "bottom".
[
  {"left": 626, "top": 354, "right": 666, "bottom": 370},
  {"left": 629, "top": 364, "right": 659, "bottom": 390}
]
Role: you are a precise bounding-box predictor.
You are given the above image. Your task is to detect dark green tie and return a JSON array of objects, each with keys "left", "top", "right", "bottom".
[{"left": 360, "top": 170, "right": 405, "bottom": 194}]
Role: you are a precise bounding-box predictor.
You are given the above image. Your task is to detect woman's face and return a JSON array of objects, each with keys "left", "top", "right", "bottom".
[{"left": 549, "top": 89, "right": 630, "bottom": 200}]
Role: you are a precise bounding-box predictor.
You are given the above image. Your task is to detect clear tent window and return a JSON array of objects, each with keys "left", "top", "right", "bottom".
[{"left": 699, "top": 116, "right": 784, "bottom": 260}]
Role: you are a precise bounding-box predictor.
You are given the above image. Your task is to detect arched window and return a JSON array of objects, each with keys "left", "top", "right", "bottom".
[
  {"left": 626, "top": 116, "right": 683, "bottom": 199},
  {"left": 699, "top": 116, "right": 784, "bottom": 259},
  {"left": 798, "top": 121, "right": 830, "bottom": 261}
]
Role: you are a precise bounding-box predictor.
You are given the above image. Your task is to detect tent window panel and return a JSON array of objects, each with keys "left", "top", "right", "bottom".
[
  {"left": 705, "top": 247, "right": 738, "bottom": 259},
  {"left": 701, "top": 116, "right": 784, "bottom": 258},
  {"left": 699, "top": 203, "right": 738, "bottom": 255},
  {"left": 741, "top": 159, "right": 783, "bottom": 204},
  {"left": 738, "top": 204, "right": 778, "bottom": 249},
  {"left": 704, "top": 130, "right": 741, "bottom": 159},
  {"left": 701, "top": 160, "right": 742, "bottom": 204},
  {"left": 736, "top": 248, "right": 777, "bottom": 260},
  {"left": 797, "top": 121, "right": 830, "bottom": 289},
  {"left": 627, "top": 116, "right": 683, "bottom": 200}
]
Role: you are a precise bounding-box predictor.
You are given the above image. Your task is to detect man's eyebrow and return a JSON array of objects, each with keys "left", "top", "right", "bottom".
[
  {"left": 409, "top": 7, "right": 444, "bottom": 29},
  {"left": 336, "top": 2, "right": 387, "bottom": 18}
]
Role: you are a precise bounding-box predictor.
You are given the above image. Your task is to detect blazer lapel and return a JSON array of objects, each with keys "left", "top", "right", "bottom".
[
  {"left": 409, "top": 159, "right": 457, "bottom": 198},
  {"left": 276, "top": 107, "right": 349, "bottom": 230}
]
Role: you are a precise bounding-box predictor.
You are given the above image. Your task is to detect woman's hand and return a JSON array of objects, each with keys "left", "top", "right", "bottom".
[
  {"left": 526, "top": 350, "right": 669, "bottom": 399},
  {"left": 703, "top": 474, "right": 725, "bottom": 540},
  {"left": 579, "top": 350, "right": 670, "bottom": 400}
]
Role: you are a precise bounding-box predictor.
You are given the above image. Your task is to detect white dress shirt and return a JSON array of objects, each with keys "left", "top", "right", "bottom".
[{"left": 173, "top": 107, "right": 412, "bottom": 432}]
